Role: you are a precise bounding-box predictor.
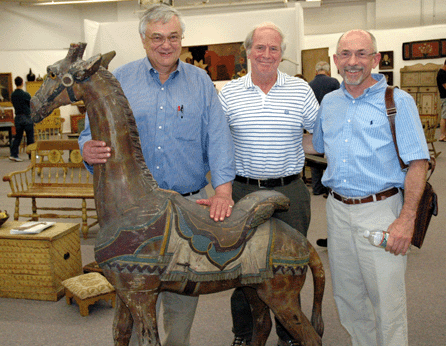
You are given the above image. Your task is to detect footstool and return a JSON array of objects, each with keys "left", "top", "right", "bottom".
[{"left": 62, "top": 272, "right": 116, "bottom": 316}]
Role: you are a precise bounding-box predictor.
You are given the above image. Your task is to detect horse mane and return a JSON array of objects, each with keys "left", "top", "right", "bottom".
[{"left": 97, "top": 68, "right": 157, "bottom": 185}]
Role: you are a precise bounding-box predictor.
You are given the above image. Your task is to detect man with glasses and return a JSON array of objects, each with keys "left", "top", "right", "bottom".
[
  {"left": 310, "top": 30, "right": 429, "bottom": 345},
  {"left": 79, "top": 4, "right": 235, "bottom": 345}
]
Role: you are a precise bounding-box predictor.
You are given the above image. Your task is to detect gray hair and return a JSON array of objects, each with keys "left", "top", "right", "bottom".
[
  {"left": 244, "top": 22, "right": 286, "bottom": 56},
  {"left": 315, "top": 61, "right": 330, "bottom": 72},
  {"left": 336, "top": 29, "right": 378, "bottom": 53},
  {"left": 139, "top": 4, "right": 186, "bottom": 38}
]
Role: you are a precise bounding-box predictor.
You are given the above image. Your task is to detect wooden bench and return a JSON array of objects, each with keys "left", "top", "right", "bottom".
[{"left": 3, "top": 140, "right": 97, "bottom": 239}]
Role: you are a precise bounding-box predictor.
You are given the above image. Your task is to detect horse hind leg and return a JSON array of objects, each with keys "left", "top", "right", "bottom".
[
  {"left": 307, "top": 241, "right": 325, "bottom": 337},
  {"left": 241, "top": 287, "right": 272, "bottom": 346},
  {"left": 117, "top": 290, "right": 160, "bottom": 346},
  {"left": 256, "top": 276, "right": 322, "bottom": 346}
]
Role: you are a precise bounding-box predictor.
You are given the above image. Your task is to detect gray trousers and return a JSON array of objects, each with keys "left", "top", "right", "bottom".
[{"left": 230, "top": 177, "right": 311, "bottom": 341}]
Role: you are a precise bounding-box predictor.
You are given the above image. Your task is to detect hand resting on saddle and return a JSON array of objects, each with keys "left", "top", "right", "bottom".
[{"left": 170, "top": 189, "right": 290, "bottom": 250}]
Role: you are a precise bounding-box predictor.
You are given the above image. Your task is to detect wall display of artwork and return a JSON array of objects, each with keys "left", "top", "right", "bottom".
[
  {"left": 180, "top": 42, "right": 247, "bottom": 81},
  {"left": 381, "top": 71, "right": 393, "bottom": 86},
  {"left": 402, "top": 39, "right": 446, "bottom": 60},
  {"left": 0, "top": 73, "right": 13, "bottom": 106},
  {"left": 379, "top": 51, "right": 393, "bottom": 70}
]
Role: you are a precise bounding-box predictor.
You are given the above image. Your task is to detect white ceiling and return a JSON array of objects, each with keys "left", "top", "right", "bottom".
[{"left": 1, "top": 0, "right": 373, "bottom": 7}]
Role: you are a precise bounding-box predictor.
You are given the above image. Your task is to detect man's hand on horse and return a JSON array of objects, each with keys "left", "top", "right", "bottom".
[
  {"left": 196, "top": 182, "right": 234, "bottom": 222},
  {"left": 83, "top": 140, "right": 111, "bottom": 165}
]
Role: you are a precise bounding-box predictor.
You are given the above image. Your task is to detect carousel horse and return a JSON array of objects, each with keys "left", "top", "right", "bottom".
[{"left": 31, "top": 43, "right": 325, "bottom": 346}]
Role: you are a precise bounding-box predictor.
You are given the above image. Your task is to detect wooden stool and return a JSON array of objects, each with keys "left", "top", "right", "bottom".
[{"left": 62, "top": 272, "right": 116, "bottom": 316}]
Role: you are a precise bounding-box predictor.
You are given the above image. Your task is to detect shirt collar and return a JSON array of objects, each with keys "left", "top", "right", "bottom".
[
  {"left": 145, "top": 57, "right": 181, "bottom": 79},
  {"left": 340, "top": 73, "right": 387, "bottom": 100},
  {"left": 243, "top": 69, "right": 285, "bottom": 90}
]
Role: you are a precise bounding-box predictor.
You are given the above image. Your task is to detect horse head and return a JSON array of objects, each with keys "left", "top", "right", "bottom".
[{"left": 31, "top": 42, "right": 109, "bottom": 123}]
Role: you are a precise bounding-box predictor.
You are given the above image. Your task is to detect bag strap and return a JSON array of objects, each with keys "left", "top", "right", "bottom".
[{"left": 385, "top": 86, "right": 435, "bottom": 180}]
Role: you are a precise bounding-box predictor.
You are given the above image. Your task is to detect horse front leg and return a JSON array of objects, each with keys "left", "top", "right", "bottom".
[
  {"left": 242, "top": 286, "right": 272, "bottom": 346},
  {"left": 118, "top": 290, "right": 160, "bottom": 346},
  {"left": 113, "top": 293, "right": 133, "bottom": 346}
]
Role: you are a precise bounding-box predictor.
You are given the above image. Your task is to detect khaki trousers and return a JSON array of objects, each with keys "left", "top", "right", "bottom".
[{"left": 326, "top": 191, "right": 408, "bottom": 346}]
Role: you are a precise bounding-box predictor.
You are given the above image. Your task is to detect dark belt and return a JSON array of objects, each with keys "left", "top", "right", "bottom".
[
  {"left": 235, "top": 174, "right": 301, "bottom": 188},
  {"left": 329, "top": 187, "right": 399, "bottom": 205},
  {"left": 181, "top": 190, "right": 200, "bottom": 197}
]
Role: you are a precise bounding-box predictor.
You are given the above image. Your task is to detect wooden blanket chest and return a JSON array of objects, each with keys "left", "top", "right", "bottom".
[{"left": 0, "top": 221, "right": 82, "bottom": 301}]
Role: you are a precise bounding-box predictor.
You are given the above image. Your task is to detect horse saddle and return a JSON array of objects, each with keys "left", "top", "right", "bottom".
[{"left": 173, "top": 190, "right": 290, "bottom": 253}]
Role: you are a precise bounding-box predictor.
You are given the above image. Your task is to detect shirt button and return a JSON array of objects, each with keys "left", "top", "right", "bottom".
[
  {"left": 348, "top": 119, "right": 351, "bottom": 122},
  {"left": 161, "top": 88, "right": 164, "bottom": 91},
  {"left": 156, "top": 166, "right": 160, "bottom": 170},
  {"left": 157, "top": 146, "right": 161, "bottom": 150},
  {"left": 344, "top": 179, "right": 346, "bottom": 182},
  {"left": 343, "top": 159, "right": 346, "bottom": 162},
  {"left": 352, "top": 100, "right": 355, "bottom": 104},
  {"left": 159, "top": 126, "right": 162, "bottom": 129},
  {"left": 345, "top": 139, "right": 348, "bottom": 142},
  {"left": 160, "top": 106, "right": 163, "bottom": 110}
]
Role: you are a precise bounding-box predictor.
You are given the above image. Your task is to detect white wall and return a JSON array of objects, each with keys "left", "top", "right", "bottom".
[
  {"left": 1, "top": 0, "right": 446, "bottom": 130},
  {"left": 303, "top": 24, "right": 446, "bottom": 87},
  {"left": 85, "top": 6, "right": 301, "bottom": 77}
]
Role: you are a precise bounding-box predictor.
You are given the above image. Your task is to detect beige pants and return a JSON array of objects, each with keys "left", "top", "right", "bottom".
[{"left": 326, "top": 191, "right": 408, "bottom": 346}]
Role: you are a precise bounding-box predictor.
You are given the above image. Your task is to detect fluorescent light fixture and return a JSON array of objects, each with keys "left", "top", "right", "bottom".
[{"left": 22, "top": 0, "right": 127, "bottom": 6}]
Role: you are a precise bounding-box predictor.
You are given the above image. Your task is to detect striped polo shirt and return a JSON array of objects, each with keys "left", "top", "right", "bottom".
[{"left": 219, "top": 71, "right": 319, "bottom": 179}]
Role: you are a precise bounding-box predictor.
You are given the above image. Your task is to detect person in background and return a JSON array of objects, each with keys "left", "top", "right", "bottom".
[
  {"left": 219, "top": 22, "right": 319, "bottom": 346},
  {"left": 78, "top": 4, "right": 235, "bottom": 346},
  {"left": 308, "top": 61, "right": 340, "bottom": 247},
  {"left": 436, "top": 59, "right": 446, "bottom": 141},
  {"left": 10, "top": 76, "right": 34, "bottom": 162},
  {"left": 311, "top": 29, "right": 429, "bottom": 346}
]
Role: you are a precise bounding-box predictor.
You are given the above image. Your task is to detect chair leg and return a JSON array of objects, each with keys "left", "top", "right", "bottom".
[
  {"left": 81, "top": 199, "right": 88, "bottom": 239},
  {"left": 14, "top": 198, "right": 20, "bottom": 220},
  {"left": 31, "top": 198, "right": 38, "bottom": 221},
  {"left": 430, "top": 142, "right": 441, "bottom": 158}
]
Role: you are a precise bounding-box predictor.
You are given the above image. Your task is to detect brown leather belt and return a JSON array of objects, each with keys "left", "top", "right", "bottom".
[
  {"left": 329, "top": 187, "right": 399, "bottom": 205},
  {"left": 235, "top": 174, "right": 301, "bottom": 188}
]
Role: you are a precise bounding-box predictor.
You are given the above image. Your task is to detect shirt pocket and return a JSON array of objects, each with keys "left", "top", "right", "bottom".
[{"left": 173, "top": 103, "right": 201, "bottom": 141}]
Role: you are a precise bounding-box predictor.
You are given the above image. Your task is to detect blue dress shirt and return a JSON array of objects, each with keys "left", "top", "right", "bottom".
[
  {"left": 79, "top": 58, "right": 235, "bottom": 194},
  {"left": 312, "top": 74, "right": 429, "bottom": 197}
]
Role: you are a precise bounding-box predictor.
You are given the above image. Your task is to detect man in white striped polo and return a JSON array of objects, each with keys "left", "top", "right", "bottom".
[{"left": 218, "top": 22, "right": 319, "bottom": 346}]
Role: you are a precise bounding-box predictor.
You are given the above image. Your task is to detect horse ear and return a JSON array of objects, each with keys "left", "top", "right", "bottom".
[
  {"left": 73, "top": 54, "right": 102, "bottom": 81},
  {"left": 100, "top": 51, "right": 116, "bottom": 70}
]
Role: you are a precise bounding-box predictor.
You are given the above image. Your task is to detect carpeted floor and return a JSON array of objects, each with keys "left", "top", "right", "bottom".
[{"left": 0, "top": 139, "right": 445, "bottom": 345}]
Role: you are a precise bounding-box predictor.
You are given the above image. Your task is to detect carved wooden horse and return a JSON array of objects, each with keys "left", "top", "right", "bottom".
[{"left": 31, "top": 43, "right": 325, "bottom": 346}]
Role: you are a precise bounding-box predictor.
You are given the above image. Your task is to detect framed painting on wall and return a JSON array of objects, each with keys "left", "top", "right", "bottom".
[
  {"left": 381, "top": 71, "right": 393, "bottom": 86},
  {"left": 379, "top": 51, "right": 393, "bottom": 70},
  {"left": 0, "top": 73, "right": 13, "bottom": 107},
  {"left": 180, "top": 42, "right": 247, "bottom": 81},
  {"left": 402, "top": 39, "right": 446, "bottom": 60}
]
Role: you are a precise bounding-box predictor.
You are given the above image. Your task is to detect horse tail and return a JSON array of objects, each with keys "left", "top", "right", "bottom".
[{"left": 307, "top": 240, "right": 325, "bottom": 337}]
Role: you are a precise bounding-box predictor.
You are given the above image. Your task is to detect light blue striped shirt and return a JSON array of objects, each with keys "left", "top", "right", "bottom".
[
  {"left": 312, "top": 74, "right": 429, "bottom": 197},
  {"left": 218, "top": 71, "right": 319, "bottom": 179},
  {"left": 79, "top": 58, "right": 235, "bottom": 194}
]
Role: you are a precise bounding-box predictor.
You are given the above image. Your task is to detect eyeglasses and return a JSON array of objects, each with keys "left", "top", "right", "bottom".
[
  {"left": 337, "top": 50, "right": 376, "bottom": 60},
  {"left": 147, "top": 33, "right": 183, "bottom": 46}
]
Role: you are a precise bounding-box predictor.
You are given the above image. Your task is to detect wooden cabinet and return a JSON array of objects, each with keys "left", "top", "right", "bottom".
[
  {"left": 400, "top": 63, "right": 442, "bottom": 157},
  {"left": 26, "top": 80, "right": 44, "bottom": 97}
]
